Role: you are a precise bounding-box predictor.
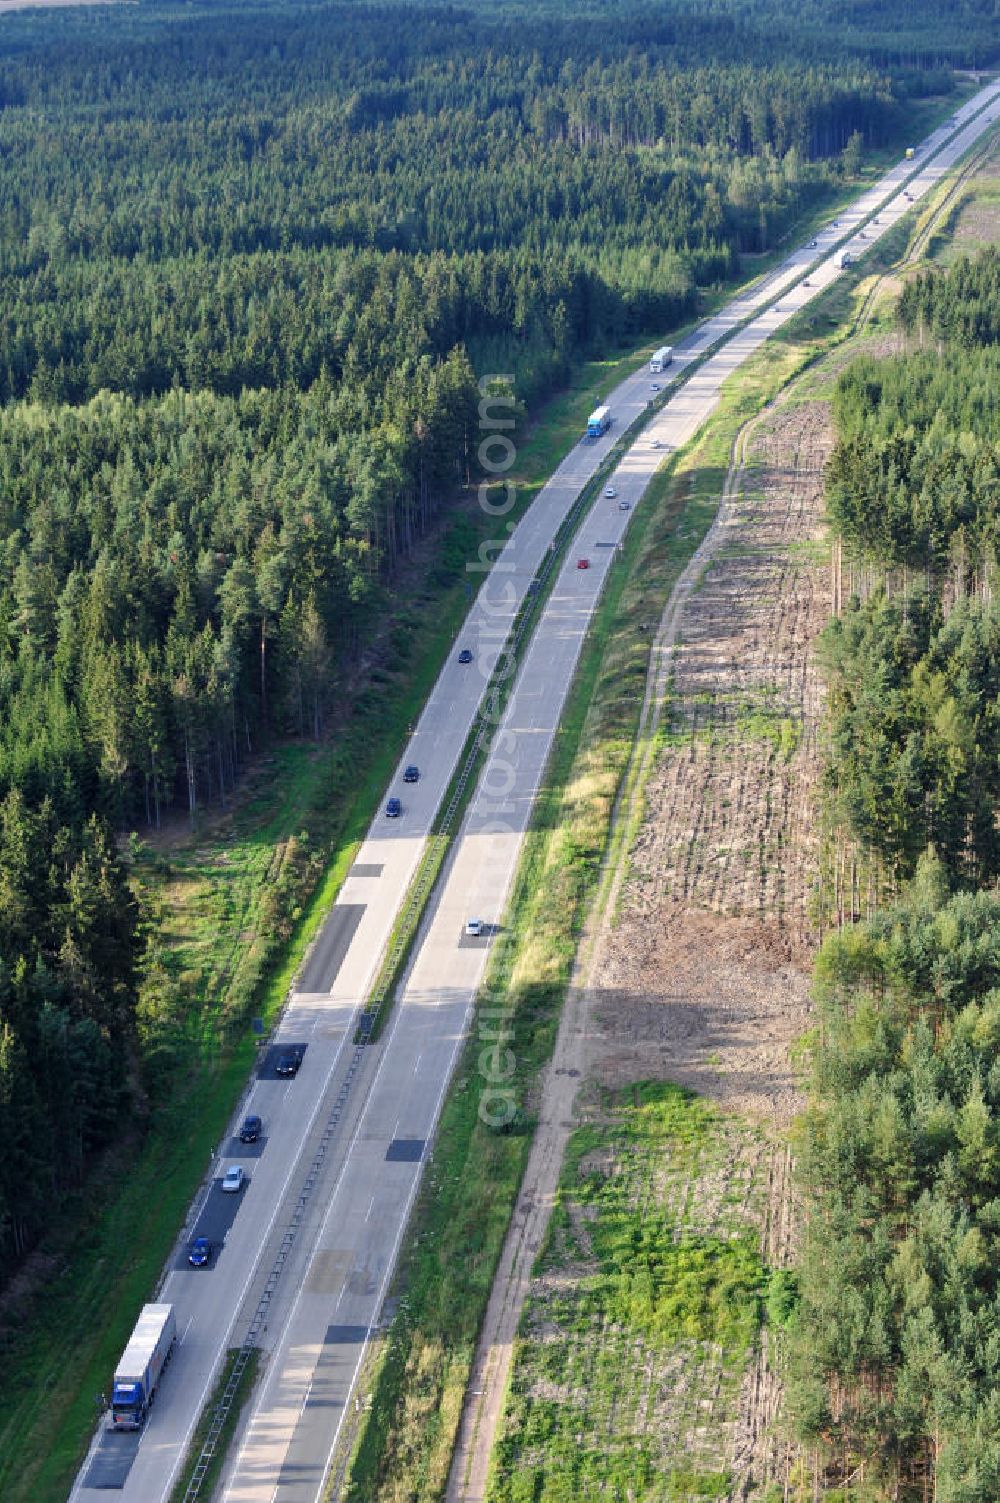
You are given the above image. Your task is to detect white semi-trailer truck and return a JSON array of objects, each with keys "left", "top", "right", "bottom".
[
  {"left": 649, "top": 345, "right": 673, "bottom": 373},
  {"left": 110, "top": 1303, "right": 177, "bottom": 1430}
]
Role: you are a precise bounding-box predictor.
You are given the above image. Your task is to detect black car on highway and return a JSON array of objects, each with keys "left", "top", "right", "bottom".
[
  {"left": 275, "top": 1052, "right": 301, "bottom": 1078},
  {"left": 239, "top": 1114, "right": 262, "bottom": 1143}
]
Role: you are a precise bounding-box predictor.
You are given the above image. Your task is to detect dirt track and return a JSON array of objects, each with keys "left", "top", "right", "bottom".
[{"left": 446, "top": 386, "right": 834, "bottom": 1502}]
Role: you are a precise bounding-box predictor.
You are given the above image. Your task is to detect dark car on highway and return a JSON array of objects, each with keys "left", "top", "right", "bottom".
[
  {"left": 239, "top": 1114, "right": 262, "bottom": 1143},
  {"left": 458, "top": 648, "right": 473, "bottom": 663},
  {"left": 385, "top": 796, "right": 402, "bottom": 817},
  {"left": 403, "top": 765, "right": 419, "bottom": 783},
  {"left": 275, "top": 1052, "right": 301, "bottom": 1078},
  {"left": 188, "top": 1236, "right": 211, "bottom": 1267}
]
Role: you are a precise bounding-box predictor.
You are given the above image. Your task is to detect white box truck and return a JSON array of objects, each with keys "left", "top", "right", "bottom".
[
  {"left": 111, "top": 1303, "right": 177, "bottom": 1430},
  {"left": 836, "top": 250, "right": 856, "bottom": 269},
  {"left": 586, "top": 404, "right": 611, "bottom": 440},
  {"left": 650, "top": 345, "right": 672, "bottom": 373}
]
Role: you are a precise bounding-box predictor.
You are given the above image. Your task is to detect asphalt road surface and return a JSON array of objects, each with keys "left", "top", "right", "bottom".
[{"left": 69, "top": 79, "right": 1000, "bottom": 1503}]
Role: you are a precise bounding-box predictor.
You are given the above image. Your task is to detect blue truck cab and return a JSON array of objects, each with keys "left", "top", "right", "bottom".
[{"left": 111, "top": 1303, "right": 177, "bottom": 1430}]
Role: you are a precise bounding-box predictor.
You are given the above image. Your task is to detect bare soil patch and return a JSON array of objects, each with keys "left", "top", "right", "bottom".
[
  {"left": 594, "top": 910, "right": 808, "bottom": 1130},
  {"left": 592, "top": 399, "right": 832, "bottom": 1129},
  {"left": 954, "top": 199, "right": 1000, "bottom": 245}
]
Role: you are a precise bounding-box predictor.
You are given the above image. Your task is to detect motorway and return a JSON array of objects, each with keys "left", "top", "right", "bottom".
[{"left": 70, "top": 76, "right": 1000, "bottom": 1503}]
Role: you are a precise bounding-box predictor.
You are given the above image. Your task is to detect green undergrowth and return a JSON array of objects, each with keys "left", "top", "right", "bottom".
[
  {"left": 737, "top": 706, "right": 802, "bottom": 760},
  {"left": 488, "top": 1084, "right": 769, "bottom": 1503}
]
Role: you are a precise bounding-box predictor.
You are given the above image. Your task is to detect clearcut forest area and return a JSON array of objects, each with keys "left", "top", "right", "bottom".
[{"left": 1, "top": 0, "right": 1000, "bottom": 1498}]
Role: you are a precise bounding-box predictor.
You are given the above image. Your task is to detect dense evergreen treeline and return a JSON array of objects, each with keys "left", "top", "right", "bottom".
[
  {"left": 827, "top": 344, "right": 1000, "bottom": 575},
  {"left": 899, "top": 244, "right": 1000, "bottom": 348},
  {"left": 0, "top": 10, "right": 908, "bottom": 414},
  {"left": 3, "top": 245, "right": 701, "bottom": 411},
  {"left": 0, "top": 363, "right": 478, "bottom": 830},
  {"left": 821, "top": 255, "right": 1000, "bottom": 889},
  {"left": 405, "top": 0, "right": 1000, "bottom": 71},
  {"left": 821, "top": 591, "right": 1000, "bottom": 887},
  {"left": 795, "top": 250, "right": 1000, "bottom": 1496},
  {"left": 0, "top": 0, "right": 976, "bottom": 1276},
  {"left": 793, "top": 857, "right": 1000, "bottom": 1501},
  {"left": 0, "top": 797, "right": 138, "bottom": 1261}
]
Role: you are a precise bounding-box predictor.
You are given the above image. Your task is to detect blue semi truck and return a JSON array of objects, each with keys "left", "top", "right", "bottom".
[
  {"left": 586, "top": 404, "right": 611, "bottom": 440},
  {"left": 111, "top": 1303, "right": 177, "bottom": 1430}
]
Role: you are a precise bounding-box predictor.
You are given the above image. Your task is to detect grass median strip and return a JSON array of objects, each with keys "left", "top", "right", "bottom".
[{"left": 167, "top": 1350, "right": 261, "bottom": 1503}]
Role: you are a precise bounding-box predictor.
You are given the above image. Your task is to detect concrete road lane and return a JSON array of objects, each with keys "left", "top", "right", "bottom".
[{"left": 70, "top": 77, "right": 1000, "bottom": 1503}]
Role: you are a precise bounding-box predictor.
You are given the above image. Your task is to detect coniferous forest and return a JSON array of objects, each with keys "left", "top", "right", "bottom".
[
  {"left": 793, "top": 247, "right": 1000, "bottom": 1499},
  {"left": 0, "top": 0, "right": 993, "bottom": 1278}
]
